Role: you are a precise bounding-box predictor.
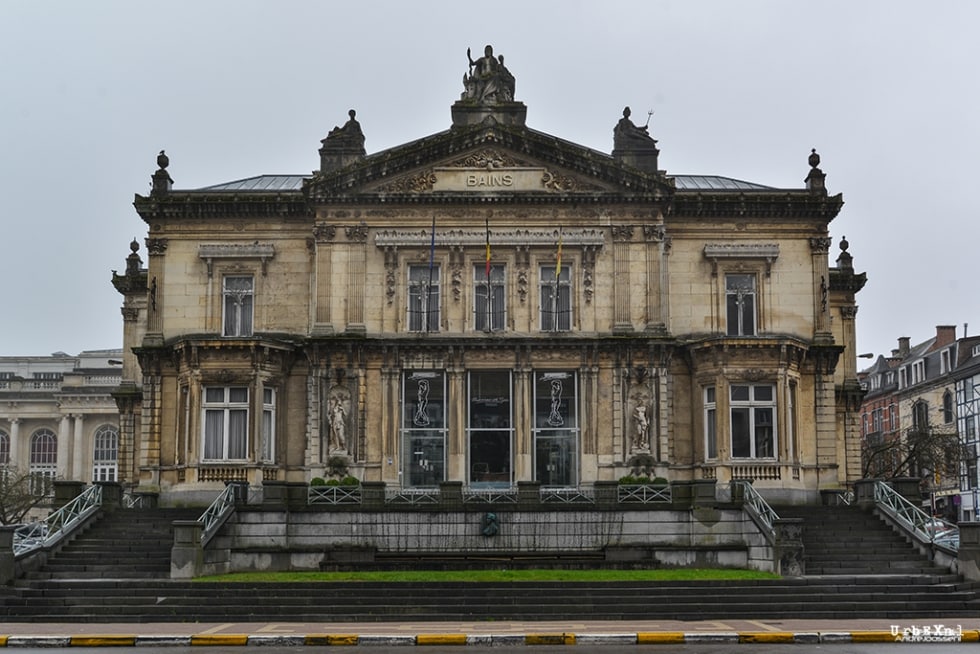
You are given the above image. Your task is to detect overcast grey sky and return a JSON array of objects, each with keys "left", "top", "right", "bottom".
[{"left": 1, "top": 1, "right": 977, "bottom": 361}]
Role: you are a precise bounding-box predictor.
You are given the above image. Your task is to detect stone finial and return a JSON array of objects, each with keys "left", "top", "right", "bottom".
[
  {"left": 126, "top": 238, "right": 142, "bottom": 276},
  {"left": 836, "top": 235, "right": 853, "bottom": 272},
  {"left": 805, "top": 148, "right": 826, "bottom": 195},
  {"left": 151, "top": 150, "right": 173, "bottom": 195},
  {"left": 319, "top": 109, "right": 367, "bottom": 173}
]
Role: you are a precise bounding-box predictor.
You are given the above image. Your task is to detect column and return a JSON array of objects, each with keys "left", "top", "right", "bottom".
[
  {"left": 57, "top": 415, "right": 71, "bottom": 478},
  {"left": 9, "top": 419, "right": 20, "bottom": 469},
  {"left": 643, "top": 224, "right": 670, "bottom": 335},
  {"left": 809, "top": 236, "right": 833, "bottom": 342},
  {"left": 73, "top": 414, "right": 85, "bottom": 482},
  {"left": 345, "top": 225, "right": 368, "bottom": 333},
  {"left": 312, "top": 224, "right": 336, "bottom": 335},
  {"left": 611, "top": 225, "right": 633, "bottom": 332}
]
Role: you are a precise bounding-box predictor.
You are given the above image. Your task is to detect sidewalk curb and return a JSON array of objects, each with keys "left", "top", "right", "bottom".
[{"left": 1, "top": 629, "right": 979, "bottom": 646}]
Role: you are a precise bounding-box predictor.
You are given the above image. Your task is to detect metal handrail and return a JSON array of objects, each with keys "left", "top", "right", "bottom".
[
  {"left": 618, "top": 484, "right": 671, "bottom": 503},
  {"left": 13, "top": 484, "right": 103, "bottom": 557},
  {"left": 199, "top": 484, "right": 236, "bottom": 547},
  {"left": 736, "top": 480, "right": 779, "bottom": 541},
  {"left": 309, "top": 485, "right": 362, "bottom": 505},
  {"left": 541, "top": 487, "right": 596, "bottom": 504},
  {"left": 384, "top": 488, "right": 438, "bottom": 505},
  {"left": 873, "top": 480, "right": 958, "bottom": 551}
]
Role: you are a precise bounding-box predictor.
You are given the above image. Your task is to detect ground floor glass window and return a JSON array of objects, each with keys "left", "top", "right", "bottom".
[
  {"left": 468, "top": 370, "right": 513, "bottom": 486},
  {"left": 401, "top": 371, "right": 446, "bottom": 487},
  {"left": 533, "top": 371, "right": 578, "bottom": 487}
]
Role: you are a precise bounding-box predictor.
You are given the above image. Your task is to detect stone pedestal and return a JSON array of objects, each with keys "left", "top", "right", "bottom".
[
  {"left": 957, "top": 522, "right": 980, "bottom": 581},
  {"left": 451, "top": 102, "right": 527, "bottom": 128},
  {"left": 773, "top": 518, "right": 805, "bottom": 576},
  {"left": 95, "top": 482, "right": 123, "bottom": 510},
  {"left": 0, "top": 526, "right": 15, "bottom": 585},
  {"left": 438, "top": 481, "right": 463, "bottom": 510},
  {"left": 360, "top": 481, "right": 386, "bottom": 510},
  {"left": 171, "top": 520, "right": 203, "bottom": 579},
  {"left": 53, "top": 480, "right": 86, "bottom": 508}
]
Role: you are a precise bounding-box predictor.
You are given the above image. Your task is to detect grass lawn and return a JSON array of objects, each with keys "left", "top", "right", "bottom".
[{"left": 196, "top": 568, "right": 779, "bottom": 583}]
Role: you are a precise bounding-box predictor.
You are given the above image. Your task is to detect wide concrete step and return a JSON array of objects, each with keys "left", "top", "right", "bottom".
[{"left": 4, "top": 579, "right": 979, "bottom": 622}]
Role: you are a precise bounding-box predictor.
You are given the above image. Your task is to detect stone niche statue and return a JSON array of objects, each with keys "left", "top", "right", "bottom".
[
  {"left": 461, "top": 44, "right": 515, "bottom": 104},
  {"left": 631, "top": 403, "right": 651, "bottom": 452},
  {"left": 326, "top": 387, "right": 352, "bottom": 453}
]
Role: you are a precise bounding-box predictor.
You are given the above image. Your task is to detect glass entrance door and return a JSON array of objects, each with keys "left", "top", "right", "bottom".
[{"left": 467, "top": 371, "right": 512, "bottom": 486}]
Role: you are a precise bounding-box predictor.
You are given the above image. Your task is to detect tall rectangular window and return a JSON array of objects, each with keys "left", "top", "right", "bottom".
[
  {"left": 92, "top": 425, "right": 119, "bottom": 482},
  {"left": 408, "top": 265, "right": 440, "bottom": 332},
  {"left": 725, "top": 274, "right": 756, "bottom": 336},
  {"left": 474, "top": 264, "right": 506, "bottom": 332},
  {"left": 730, "top": 384, "right": 776, "bottom": 458},
  {"left": 401, "top": 371, "right": 447, "bottom": 487},
  {"left": 533, "top": 371, "right": 579, "bottom": 487},
  {"left": 540, "top": 265, "right": 571, "bottom": 332},
  {"left": 704, "top": 386, "right": 717, "bottom": 459},
  {"left": 261, "top": 388, "right": 276, "bottom": 463},
  {"left": 223, "top": 276, "right": 254, "bottom": 337},
  {"left": 203, "top": 386, "right": 249, "bottom": 461}
]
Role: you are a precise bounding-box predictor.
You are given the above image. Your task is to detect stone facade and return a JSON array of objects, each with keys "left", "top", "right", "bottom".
[
  {"left": 0, "top": 351, "right": 122, "bottom": 495},
  {"left": 115, "top": 48, "right": 865, "bottom": 506}
]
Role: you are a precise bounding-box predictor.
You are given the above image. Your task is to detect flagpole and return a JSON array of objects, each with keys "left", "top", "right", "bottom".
[
  {"left": 427, "top": 214, "right": 436, "bottom": 332},
  {"left": 553, "top": 227, "right": 563, "bottom": 332}
]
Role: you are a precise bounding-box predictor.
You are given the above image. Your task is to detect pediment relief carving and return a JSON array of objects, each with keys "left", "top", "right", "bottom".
[{"left": 371, "top": 147, "right": 607, "bottom": 194}]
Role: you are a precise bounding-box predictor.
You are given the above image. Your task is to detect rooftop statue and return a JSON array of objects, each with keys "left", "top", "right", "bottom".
[
  {"left": 614, "top": 106, "right": 656, "bottom": 150},
  {"left": 461, "top": 45, "right": 515, "bottom": 104},
  {"left": 323, "top": 109, "right": 365, "bottom": 150}
]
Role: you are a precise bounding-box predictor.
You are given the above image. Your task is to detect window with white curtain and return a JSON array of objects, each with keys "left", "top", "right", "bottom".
[
  {"left": 203, "top": 386, "right": 249, "bottom": 461},
  {"left": 261, "top": 388, "right": 276, "bottom": 463},
  {"left": 223, "top": 276, "right": 254, "bottom": 337}
]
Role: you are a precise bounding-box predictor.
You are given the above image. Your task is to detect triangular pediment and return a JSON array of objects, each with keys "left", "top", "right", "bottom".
[{"left": 304, "top": 121, "right": 673, "bottom": 202}]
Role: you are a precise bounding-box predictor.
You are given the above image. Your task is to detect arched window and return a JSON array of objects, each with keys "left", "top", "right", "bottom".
[
  {"left": 0, "top": 430, "right": 9, "bottom": 466},
  {"left": 93, "top": 424, "right": 119, "bottom": 482},
  {"left": 29, "top": 428, "right": 57, "bottom": 495}
]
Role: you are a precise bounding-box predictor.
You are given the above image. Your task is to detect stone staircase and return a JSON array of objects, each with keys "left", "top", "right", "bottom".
[
  {"left": 18, "top": 508, "right": 201, "bottom": 581},
  {"left": 774, "top": 504, "right": 949, "bottom": 576},
  {"left": 2, "top": 505, "right": 979, "bottom": 622}
]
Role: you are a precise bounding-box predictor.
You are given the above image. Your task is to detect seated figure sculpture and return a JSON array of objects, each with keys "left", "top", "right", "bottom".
[{"left": 461, "top": 45, "right": 515, "bottom": 104}]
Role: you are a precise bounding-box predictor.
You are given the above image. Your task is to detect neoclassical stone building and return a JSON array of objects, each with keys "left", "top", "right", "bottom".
[{"left": 114, "top": 47, "right": 865, "bottom": 505}]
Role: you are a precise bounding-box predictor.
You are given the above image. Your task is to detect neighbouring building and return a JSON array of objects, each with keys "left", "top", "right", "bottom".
[
  {"left": 954, "top": 335, "right": 980, "bottom": 521},
  {"left": 0, "top": 350, "right": 123, "bottom": 496},
  {"left": 859, "top": 326, "right": 980, "bottom": 522},
  {"left": 113, "top": 46, "right": 866, "bottom": 506}
]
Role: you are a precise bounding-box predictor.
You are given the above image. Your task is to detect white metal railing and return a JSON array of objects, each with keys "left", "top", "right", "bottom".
[
  {"left": 827, "top": 489, "right": 855, "bottom": 506},
  {"left": 13, "top": 484, "right": 103, "bottom": 557},
  {"left": 874, "top": 480, "right": 959, "bottom": 551},
  {"left": 199, "top": 484, "right": 237, "bottom": 546},
  {"left": 309, "top": 485, "right": 362, "bottom": 505},
  {"left": 384, "top": 488, "right": 438, "bottom": 505},
  {"left": 618, "top": 484, "right": 671, "bottom": 503},
  {"left": 736, "top": 480, "right": 779, "bottom": 541},
  {"left": 463, "top": 487, "right": 518, "bottom": 504},
  {"left": 541, "top": 487, "right": 596, "bottom": 504}
]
